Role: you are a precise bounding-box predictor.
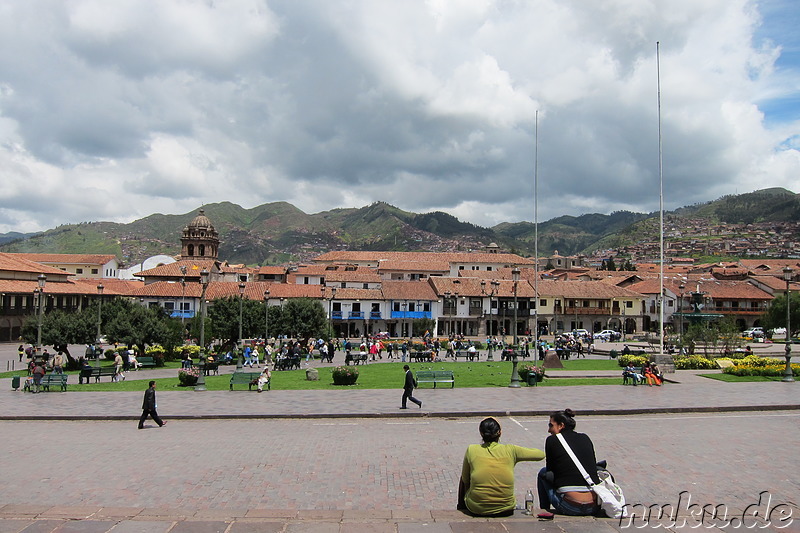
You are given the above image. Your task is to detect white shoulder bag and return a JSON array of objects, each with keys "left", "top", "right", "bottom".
[{"left": 555, "top": 433, "right": 627, "bottom": 519}]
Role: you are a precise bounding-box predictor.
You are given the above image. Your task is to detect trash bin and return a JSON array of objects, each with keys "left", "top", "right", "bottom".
[
  {"left": 527, "top": 374, "right": 539, "bottom": 387},
  {"left": 11, "top": 375, "right": 20, "bottom": 390}
]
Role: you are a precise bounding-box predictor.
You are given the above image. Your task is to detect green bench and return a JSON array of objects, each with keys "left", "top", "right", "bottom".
[
  {"left": 230, "top": 371, "right": 262, "bottom": 391},
  {"left": 415, "top": 370, "right": 454, "bottom": 389},
  {"left": 88, "top": 367, "right": 118, "bottom": 383},
  {"left": 453, "top": 350, "right": 478, "bottom": 362},
  {"left": 622, "top": 367, "right": 643, "bottom": 385},
  {"left": 40, "top": 373, "right": 68, "bottom": 391},
  {"left": 137, "top": 356, "right": 157, "bottom": 368}
]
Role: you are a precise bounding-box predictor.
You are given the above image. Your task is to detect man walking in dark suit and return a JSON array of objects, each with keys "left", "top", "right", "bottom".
[
  {"left": 139, "top": 380, "right": 166, "bottom": 429},
  {"left": 401, "top": 365, "right": 422, "bottom": 409}
]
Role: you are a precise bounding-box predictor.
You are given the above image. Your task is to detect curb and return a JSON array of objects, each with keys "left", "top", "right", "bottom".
[{"left": 1, "top": 403, "right": 798, "bottom": 421}]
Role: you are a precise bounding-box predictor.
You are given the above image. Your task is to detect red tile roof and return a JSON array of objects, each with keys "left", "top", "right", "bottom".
[
  {"left": 10, "top": 253, "right": 119, "bottom": 265},
  {"left": 314, "top": 251, "right": 534, "bottom": 265},
  {"left": 0, "top": 253, "right": 73, "bottom": 276}
]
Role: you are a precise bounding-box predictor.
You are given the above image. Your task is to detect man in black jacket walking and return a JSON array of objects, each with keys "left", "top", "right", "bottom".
[
  {"left": 401, "top": 365, "right": 422, "bottom": 409},
  {"left": 139, "top": 380, "right": 166, "bottom": 429}
]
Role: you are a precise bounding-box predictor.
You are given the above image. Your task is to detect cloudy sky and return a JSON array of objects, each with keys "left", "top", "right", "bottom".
[{"left": 1, "top": 0, "right": 798, "bottom": 234}]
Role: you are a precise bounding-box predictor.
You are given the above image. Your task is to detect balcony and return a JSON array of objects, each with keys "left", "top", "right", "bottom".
[
  {"left": 390, "top": 311, "right": 432, "bottom": 319},
  {"left": 348, "top": 311, "right": 364, "bottom": 320},
  {"left": 331, "top": 311, "right": 343, "bottom": 320},
  {"left": 370, "top": 312, "right": 382, "bottom": 320}
]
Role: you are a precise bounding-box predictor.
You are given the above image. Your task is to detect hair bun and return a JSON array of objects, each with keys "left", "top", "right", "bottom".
[{"left": 563, "top": 408, "right": 576, "bottom": 418}]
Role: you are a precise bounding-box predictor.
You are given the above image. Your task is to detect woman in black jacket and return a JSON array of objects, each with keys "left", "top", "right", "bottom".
[{"left": 537, "top": 409, "right": 600, "bottom": 518}]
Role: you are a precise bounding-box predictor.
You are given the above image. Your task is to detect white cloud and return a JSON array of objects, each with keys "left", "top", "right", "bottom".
[{"left": 0, "top": 0, "right": 797, "bottom": 234}]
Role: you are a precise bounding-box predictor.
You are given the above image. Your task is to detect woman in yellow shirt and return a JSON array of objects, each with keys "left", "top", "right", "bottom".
[{"left": 458, "top": 417, "right": 545, "bottom": 516}]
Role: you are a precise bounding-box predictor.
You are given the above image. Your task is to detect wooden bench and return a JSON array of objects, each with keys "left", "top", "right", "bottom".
[
  {"left": 453, "top": 350, "right": 478, "bottom": 362},
  {"left": 415, "top": 370, "right": 455, "bottom": 389},
  {"left": 138, "top": 356, "right": 157, "bottom": 368},
  {"left": 229, "top": 371, "right": 262, "bottom": 391},
  {"left": 40, "top": 373, "right": 68, "bottom": 392}
]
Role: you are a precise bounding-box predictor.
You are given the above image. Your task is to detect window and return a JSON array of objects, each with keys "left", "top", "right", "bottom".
[
  {"left": 459, "top": 266, "right": 465, "bottom": 270},
  {"left": 341, "top": 282, "right": 346, "bottom": 288},
  {"left": 540, "top": 299, "right": 547, "bottom": 307},
  {"left": 164, "top": 302, "right": 175, "bottom": 310},
  {"left": 363, "top": 283, "right": 369, "bottom": 289},
  {"left": 91, "top": 268, "right": 98, "bottom": 274},
  {"left": 304, "top": 277, "right": 309, "bottom": 284},
  {"left": 625, "top": 301, "right": 633, "bottom": 308},
  {"left": 487, "top": 267, "right": 492, "bottom": 271},
  {"left": 408, "top": 302, "right": 416, "bottom": 312},
  {"left": 393, "top": 302, "right": 401, "bottom": 312},
  {"left": 423, "top": 303, "right": 431, "bottom": 312},
  {"left": 76, "top": 268, "right": 83, "bottom": 274}
]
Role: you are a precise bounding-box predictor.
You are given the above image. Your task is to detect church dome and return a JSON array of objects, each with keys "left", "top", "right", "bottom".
[{"left": 188, "top": 209, "right": 214, "bottom": 230}]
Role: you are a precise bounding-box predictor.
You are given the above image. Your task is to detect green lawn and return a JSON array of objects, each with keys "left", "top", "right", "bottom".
[{"left": 11, "top": 360, "right": 625, "bottom": 391}]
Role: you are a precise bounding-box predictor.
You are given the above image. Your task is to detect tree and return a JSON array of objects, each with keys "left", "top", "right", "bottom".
[
  {"left": 272, "top": 298, "right": 326, "bottom": 344},
  {"left": 761, "top": 292, "right": 800, "bottom": 336},
  {"left": 681, "top": 317, "right": 742, "bottom": 357},
  {"left": 207, "top": 296, "right": 266, "bottom": 349},
  {"left": 605, "top": 257, "right": 617, "bottom": 271},
  {"left": 104, "top": 298, "right": 172, "bottom": 357},
  {"left": 22, "top": 307, "right": 98, "bottom": 369}
]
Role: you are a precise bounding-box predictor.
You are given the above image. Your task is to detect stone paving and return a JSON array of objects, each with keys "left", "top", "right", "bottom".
[{"left": 1, "top": 342, "right": 798, "bottom": 531}]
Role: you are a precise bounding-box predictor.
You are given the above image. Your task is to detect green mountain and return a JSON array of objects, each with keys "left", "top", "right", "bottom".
[{"left": 1, "top": 188, "right": 797, "bottom": 265}]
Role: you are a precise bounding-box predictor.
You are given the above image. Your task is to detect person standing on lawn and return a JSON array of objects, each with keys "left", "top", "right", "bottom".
[
  {"left": 401, "top": 365, "right": 422, "bottom": 409},
  {"left": 138, "top": 381, "right": 166, "bottom": 429}
]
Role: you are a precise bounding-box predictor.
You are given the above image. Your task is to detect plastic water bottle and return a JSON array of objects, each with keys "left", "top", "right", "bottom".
[{"left": 525, "top": 488, "right": 534, "bottom": 513}]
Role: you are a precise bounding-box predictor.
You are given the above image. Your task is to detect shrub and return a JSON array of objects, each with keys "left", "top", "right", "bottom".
[
  {"left": 734, "top": 355, "right": 783, "bottom": 368},
  {"left": 178, "top": 367, "right": 200, "bottom": 386},
  {"left": 723, "top": 363, "right": 800, "bottom": 377},
  {"left": 175, "top": 344, "right": 201, "bottom": 357},
  {"left": 674, "top": 356, "right": 717, "bottom": 370},
  {"left": 617, "top": 354, "right": 648, "bottom": 367},
  {"left": 331, "top": 365, "right": 359, "bottom": 385},
  {"left": 609, "top": 349, "right": 618, "bottom": 359}
]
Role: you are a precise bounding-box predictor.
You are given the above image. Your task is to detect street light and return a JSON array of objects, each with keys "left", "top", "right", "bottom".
[
  {"left": 35, "top": 274, "right": 46, "bottom": 352},
  {"left": 196, "top": 268, "right": 210, "bottom": 391},
  {"left": 96, "top": 283, "right": 104, "bottom": 369},
  {"left": 509, "top": 268, "right": 521, "bottom": 388},
  {"left": 237, "top": 281, "right": 246, "bottom": 369},
  {"left": 264, "top": 288, "right": 271, "bottom": 342},
  {"left": 678, "top": 283, "right": 686, "bottom": 349},
  {"left": 179, "top": 265, "right": 187, "bottom": 327},
  {"left": 782, "top": 267, "right": 794, "bottom": 383}
]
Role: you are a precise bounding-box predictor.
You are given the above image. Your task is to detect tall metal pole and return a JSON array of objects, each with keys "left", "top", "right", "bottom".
[
  {"left": 195, "top": 269, "right": 209, "bottom": 391},
  {"left": 783, "top": 267, "right": 794, "bottom": 382},
  {"left": 533, "top": 109, "right": 540, "bottom": 355},
  {"left": 180, "top": 265, "right": 187, "bottom": 326},
  {"left": 657, "top": 41, "right": 666, "bottom": 357},
  {"left": 237, "top": 282, "right": 246, "bottom": 369}
]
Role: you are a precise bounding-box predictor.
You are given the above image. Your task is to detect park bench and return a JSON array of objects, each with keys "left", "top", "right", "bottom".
[
  {"left": 622, "top": 367, "right": 644, "bottom": 385},
  {"left": 202, "top": 361, "right": 220, "bottom": 375},
  {"left": 229, "top": 371, "right": 261, "bottom": 391},
  {"left": 415, "top": 370, "right": 455, "bottom": 389},
  {"left": 40, "top": 373, "right": 68, "bottom": 392},
  {"left": 410, "top": 351, "right": 432, "bottom": 363},
  {"left": 275, "top": 355, "right": 301, "bottom": 371},
  {"left": 87, "top": 367, "right": 118, "bottom": 383},
  {"left": 137, "top": 356, "right": 156, "bottom": 368},
  {"left": 453, "top": 350, "right": 478, "bottom": 362}
]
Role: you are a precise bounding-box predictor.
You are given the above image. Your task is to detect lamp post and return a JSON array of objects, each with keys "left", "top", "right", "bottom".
[
  {"left": 35, "top": 274, "right": 46, "bottom": 352},
  {"left": 678, "top": 283, "right": 686, "bottom": 350},
  {"left": 96, "top": 283, "right": 104, "bottom": 369},
  {"left": 782, "top": 267, "right": 794, "bottom": 382},
  {"left": 509, "top": 268, "right": 521, "bottom": 388},
  {"left": 179, "top": 265, "right": 187, "bottom": 326},
  {"left": 195, "top": 268, "right": 210, "bottom": 391},
  {"left": 485, "top": 280, "right": 500, "bottom": 361},
  {"left": 237, "top": 281, "right": 246, "bottom": 369},
  {"left": 264, "top": 288, "right": 271, "bottom": 342},
  {"left": 328, "top": 287, "right": 336, "bottom": 339}
]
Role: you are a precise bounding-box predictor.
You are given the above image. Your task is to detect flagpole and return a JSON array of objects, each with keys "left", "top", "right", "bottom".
[{"left": 657, "top": 42, "right": 665, "bottom": 357}]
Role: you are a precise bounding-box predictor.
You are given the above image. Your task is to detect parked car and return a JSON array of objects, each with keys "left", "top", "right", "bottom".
[
  {"left": 595, "top": 330, "right": 621, "bottom": 341},
  {"left": 572, "top": 329, "right": 590, "bottom": 339},
  {"left": 742, "top": 327, "right": 764, "bottom": 339}
]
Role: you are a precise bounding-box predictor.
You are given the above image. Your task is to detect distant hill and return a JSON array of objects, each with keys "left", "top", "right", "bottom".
[{"left": 0, "top": 188, "right": 797, "bottom": 265}]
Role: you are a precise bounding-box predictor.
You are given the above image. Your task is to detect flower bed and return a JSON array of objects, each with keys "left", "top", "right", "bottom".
[{"left": 331, "top": 365, "right": 359, "bottom": 385}]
